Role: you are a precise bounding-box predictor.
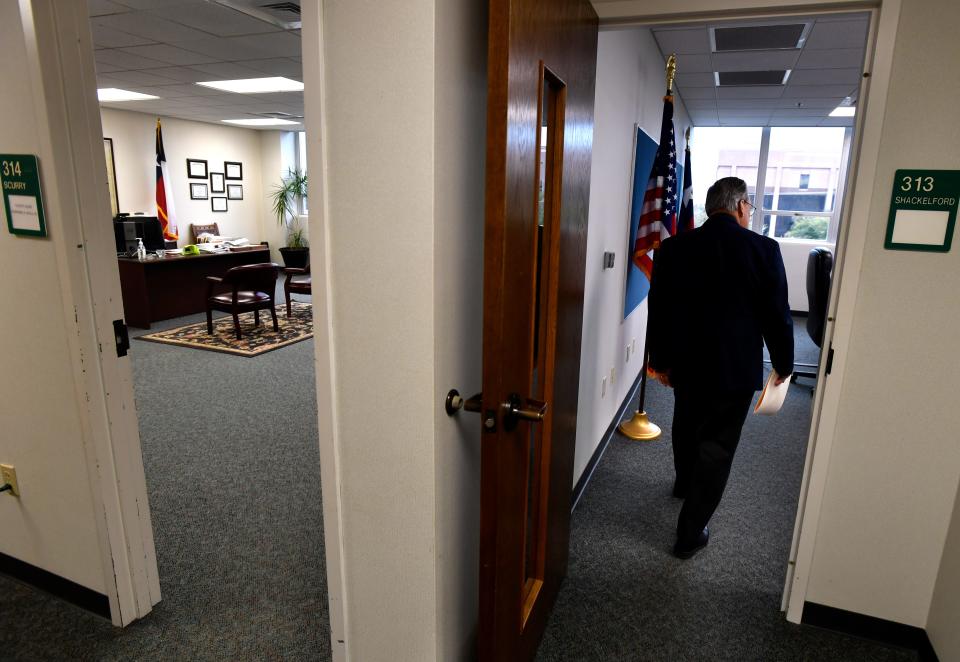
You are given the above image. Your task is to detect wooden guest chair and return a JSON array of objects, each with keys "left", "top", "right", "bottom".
[
  {"left": 206, "top": 263, "right": 280, "bottom": 340},
  {"left": 283, "top": 264, "right": 312, "bottom": 316}
]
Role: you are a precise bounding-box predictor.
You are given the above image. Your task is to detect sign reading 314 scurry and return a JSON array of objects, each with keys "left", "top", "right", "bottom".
[
  {"left": 885, "top": 169, "right": 958, "bottom": 252},
  {"left": 1, "top": 154, "right": 47, "bottom": 238}
]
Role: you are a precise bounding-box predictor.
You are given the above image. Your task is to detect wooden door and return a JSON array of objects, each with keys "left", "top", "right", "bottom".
[{"left": 480, "top": 1, "right": 598, "bottom": 660}]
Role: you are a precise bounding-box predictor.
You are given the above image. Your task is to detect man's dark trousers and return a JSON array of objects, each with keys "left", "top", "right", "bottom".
[{"left": 672, "top": 387, "right": 755, "bottom": 544}]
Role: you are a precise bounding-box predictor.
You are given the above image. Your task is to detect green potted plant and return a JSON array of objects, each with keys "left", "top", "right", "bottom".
[{"left": 271, "top": 168, "right": 309, "bottom": 268}]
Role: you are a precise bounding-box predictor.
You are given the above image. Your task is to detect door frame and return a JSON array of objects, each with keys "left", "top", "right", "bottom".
[
  {"left": 596, "top": 0, "right": 902, "bottom": 623},
  {"left": 17, "top": 0, "right": 160, "bottom": 625}
]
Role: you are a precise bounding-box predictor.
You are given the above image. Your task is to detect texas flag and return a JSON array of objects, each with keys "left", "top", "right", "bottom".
[{"left": 156, "top": 119, "right": 178, "bottom": 241}]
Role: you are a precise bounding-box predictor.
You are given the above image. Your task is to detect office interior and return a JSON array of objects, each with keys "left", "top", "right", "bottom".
[{"left": 1, "top": 0, "right": 958, "bottom": 661}]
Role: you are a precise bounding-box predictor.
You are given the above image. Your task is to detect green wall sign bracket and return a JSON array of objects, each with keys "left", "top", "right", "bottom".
[
  {"left": 1, "top": 154, "right": 47, "bottom": 238},
  {"left": 884, "top": 169, "right": 958, "bottom": 252}
]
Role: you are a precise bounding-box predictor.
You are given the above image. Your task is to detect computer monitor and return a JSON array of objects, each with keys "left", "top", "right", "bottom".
[{"left": 114, "top": 216, "right": 164, "bottom": 254}]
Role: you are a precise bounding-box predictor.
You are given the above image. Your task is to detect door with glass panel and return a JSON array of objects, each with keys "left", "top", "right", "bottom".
[{"left": 478, "top": 0, "right": 598, "bottom": 660}]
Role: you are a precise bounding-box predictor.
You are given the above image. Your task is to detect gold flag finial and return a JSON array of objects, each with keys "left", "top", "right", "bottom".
[{"left": 666, "top": 53, "right": 677, "bottom": 94}]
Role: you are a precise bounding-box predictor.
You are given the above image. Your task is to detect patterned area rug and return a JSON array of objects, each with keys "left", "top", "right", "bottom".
[{"left": 137, "top": 302, "right": 313, "bottom": 356}]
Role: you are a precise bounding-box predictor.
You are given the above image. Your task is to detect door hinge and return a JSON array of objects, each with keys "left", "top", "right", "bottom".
[
  {"left": 113, "top": 319, "right": 130, "bottom": 357},
  {"left": 824, "top": 345, "right": 835, "bottom": 375}
]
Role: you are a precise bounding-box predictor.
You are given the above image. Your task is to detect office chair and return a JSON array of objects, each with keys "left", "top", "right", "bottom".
[
  {"left": 205, "top": 263, "right": 281, "bottom": 340},
  {"left": 792, "top": 247, "right": 833, "bottom": 382},
  {"left": 283, "top": 264, "right": 312, "bottom": 317}
]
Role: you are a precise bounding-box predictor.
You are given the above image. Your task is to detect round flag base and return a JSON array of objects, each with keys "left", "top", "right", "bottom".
[{"left": 618, "top": 410, "right": 662, "bottom": 441}]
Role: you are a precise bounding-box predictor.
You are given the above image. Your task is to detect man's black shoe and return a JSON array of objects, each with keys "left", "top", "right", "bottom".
[{"left": 673, "top": 528, "right": 709, "bottom": 559}]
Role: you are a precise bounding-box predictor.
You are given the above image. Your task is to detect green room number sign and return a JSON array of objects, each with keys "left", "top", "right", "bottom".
[
  {"left": 0, "top": 154, "right": 47, "bottom": 238},
  {"left": 885, "top": 169, "right": 958, "bottom": 252}
]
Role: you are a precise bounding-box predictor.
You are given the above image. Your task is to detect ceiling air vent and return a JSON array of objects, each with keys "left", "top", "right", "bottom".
[
  {"left": 260, "top": 2, "right": 300, "bottom": 15},
  {"left": 211, "top": 0, "right": 301, "bottom": 30},
  {"left": 713, "top": 24, "right": 806, "bottom": 51},
  {"left": 716, "top": 70, "right": 790, "bottom": 86}
]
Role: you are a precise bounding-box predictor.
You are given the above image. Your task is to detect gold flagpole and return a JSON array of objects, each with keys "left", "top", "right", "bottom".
[{"left": 619, "top": 53, "right": 677, "bottom": 442}]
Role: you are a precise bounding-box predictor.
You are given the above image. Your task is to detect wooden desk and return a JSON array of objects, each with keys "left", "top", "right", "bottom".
[{"left": 118, "top": 246, "right": 272, "bottom": 328}]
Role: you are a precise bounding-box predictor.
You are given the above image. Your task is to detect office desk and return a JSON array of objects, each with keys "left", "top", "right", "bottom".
[{"left": 118, "top": 246, "right": 272, "bottom": 329}]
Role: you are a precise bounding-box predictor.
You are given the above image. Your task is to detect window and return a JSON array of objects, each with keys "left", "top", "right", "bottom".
[
  {"left": 693, "top": 126, "right": 851, "bottom": 242},
  {"left": 296, "top": 131, "right": 308, "bottom": 214}
]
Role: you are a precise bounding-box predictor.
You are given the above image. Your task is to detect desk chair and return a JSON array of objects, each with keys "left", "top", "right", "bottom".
[
  {"left": 283, "top": 265, "right": 311, "bottom": 316},
  {"left": 792, "top": 247, "right": 833, "bottom": 382},
  {"left": 206, "top": 263, "right": 280, "bottom": 340},
  {"left": 191, "top": 222, "right": 220, "bottom": 244}
]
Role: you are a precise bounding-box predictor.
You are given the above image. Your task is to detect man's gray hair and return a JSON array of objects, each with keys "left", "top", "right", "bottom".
[{"left": 705, "top": 177, "right": 748, "bottom": 215}]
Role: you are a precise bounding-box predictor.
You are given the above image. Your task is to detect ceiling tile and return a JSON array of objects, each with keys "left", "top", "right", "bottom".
[
  {"left": 720, "top": 109, "right": 775, "bottom": 117},
  {"left": 105, "top": 69, "right": 184, "bottom": 86},
  {"left": 819, "top": 117, "right": 855, "bottom": 126},
  {"left": 171, "top": 37, "right": 269, "bottom": 61},
  {"left": 148, "top": 83, "right": 230, "bottom": 97},
  {"left": 795, "top": 48, "right": 864, "bottom": 69},
  {"left": 148, "top": 3, "right": 281, "bottom": 37},
  {"left": 782, "top": 84, "right": 857, "bottom": 98},
  {"left": 90, "top": 23, "right": 155, "bottom": 48},
  {"left": 676, "top": 72, "right": 715, "bottom": 87},
  {"left": 720, "top": 116, "right": 771, "bottom": 125},
  {"left": 774, "top": 97, "right": 844, "bottom": 108},
  {"left": 94, "top": 48, "right": 166, "bottom": 69},
  {"left": 768, "top": 117, "right": 822, "bottom": 126},
  {"left": 788, "top": 67, "right": 861, "bottom": 86},
  {"left": 679, "top": 87, "right": 716, "bottom": 100},
  {"left": 717, "top": 99, "right": 781, "bottom": 109},
  {"left": 683, "top": 98, "right": 717, "bottom": 110},
  {"left": 717, "top": 86, "right": 785, "bottom": 99},
  {"left": 652, "top": 28, "right": 710, "bottom": 55},
  {"left": 192, "top": 61, "right": 279, "bottom": 79},
  {"left": 118, "top": 44, "right": 219, "bottom": 66},
  {"left": 112, "top": 0, "right": 207, "bottom": 9},
  {"left": 771, "top": 108, "right": 830, "bottom": 117},
  {"left": 805, "top": 19, "right": 869, "bottom": 50},
  {"left": 93, "top": 61, "right": 126, "bottom": 74},
  {"left": 711, "top": 50, "right": 800, "bottom": 72},
  {"left": 145, "top": 66, "right": 212, "bottom": 83},
  {"left": 675, "top": 53, "right": 713, "bottom": 73},
  {"left": 239, "top": 58, "right": 303, "bottom": 78},
  {"left": 226, "top": 32, "right": 302, "bottom": 58},
  {"left": 93, "top": 13, "right": 212, "bottom": 43}
]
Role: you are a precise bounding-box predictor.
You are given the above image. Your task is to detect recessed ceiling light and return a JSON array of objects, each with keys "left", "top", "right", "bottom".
[
  {"left": 829, "top": 106, "right": 856, "bottom": 117},
  {"left": 196, "top": 77, "right": 304, "bottom": 94},
  {"left": 97, "top": 88, "right": 159, "bottom": 102},
  {"left": 222, "top": 118, "right": 300, "bottom": 126}
]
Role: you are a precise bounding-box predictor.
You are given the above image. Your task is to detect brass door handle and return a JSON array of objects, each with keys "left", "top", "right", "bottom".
[{"left": 502, "top": 393, "right": 548, "bottom": 429}]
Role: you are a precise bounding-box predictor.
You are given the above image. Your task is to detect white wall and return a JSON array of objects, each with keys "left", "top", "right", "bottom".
[
  {"left": 928, "top": 480, "right": 960, "bottom": 659},
  {"left": 100, "top": 108, "right": 266, "bottom": 248},
  {"left": 319, "top": 0, "right": 440, "bottom": 659},
  {"left": 573, "top": 28, "right": 691, "bottom": 485},
  {"left": 805, "top": 0, "right": 960, "bottom": 627},
  {"left": 0, "top": 0, "right": 106, "bottom": 594},
  {"left": 433, "top": 0, "right": 486, "bottom": 658},
  {"left": 258, "top": 130, "right": 299, "bottom": 263},
  {"left": 779, "top": 239, "right": 834, "bottom": 313}
]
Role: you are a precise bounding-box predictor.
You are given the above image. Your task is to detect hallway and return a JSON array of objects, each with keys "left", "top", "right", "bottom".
[{"left": 536, "top": 324, "right": 917, "bottom": 661}]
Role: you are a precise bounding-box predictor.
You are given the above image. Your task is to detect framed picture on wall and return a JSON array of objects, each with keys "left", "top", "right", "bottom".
[
  {"left": 187, "top": 158, "right": 208, "bottom": 179},
  {"left": 224, "top": 161, "right": 242, "bottom": 180},
  {"left": 210, "top": 171, "right": 225, "bottom": 193},
  {"left": 103, "top": 137, "right": 119, "bottom": 218},
  {"left": 211, "top": 197, "right": 228, "bottom": 212},
  {"left": 190, "top": 183, "right": 209, "bottom": 200},
  {"left": 226, "top": 184, "right": 243, "bottom": 200}
]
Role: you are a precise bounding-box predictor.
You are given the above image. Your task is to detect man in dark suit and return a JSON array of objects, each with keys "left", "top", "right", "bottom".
[{"left": 647, "top": 176, "right": 794, "bottom": 559}]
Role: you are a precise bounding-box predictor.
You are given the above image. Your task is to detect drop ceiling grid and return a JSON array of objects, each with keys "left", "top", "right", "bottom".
[
  {"left": 89, "top": 0, "right": 304, "bottom": 130},
  {"left": 651, "top": 13, "right": 869, "bottom": 127}
]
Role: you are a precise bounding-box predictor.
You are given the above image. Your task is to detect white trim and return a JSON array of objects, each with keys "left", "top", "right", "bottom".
[
  {"left": 301, "top": 3, "right": 349, "bottom": 659},
  {"left": 18, "top": 0, "right": 160, "bottom": 624},
  {"left": 784, "top": 0, "right": 902, "bottom": 622}
]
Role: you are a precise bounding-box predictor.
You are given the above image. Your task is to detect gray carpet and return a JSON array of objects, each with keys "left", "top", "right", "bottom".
[
  {"left": 0, "top": 292, "right": 331, "bottom": 661},
  {"left": 535, "top": 322, "right": 917, "bottom": 662}
]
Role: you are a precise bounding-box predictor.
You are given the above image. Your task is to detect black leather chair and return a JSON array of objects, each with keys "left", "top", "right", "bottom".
[
  {"left": 205, "top": 263, "right": 280, "bottom": 340},
  {"left": 793, "top": 247, "right": 833, "bottom": 382},
  {"left": 283, "top": 265, "right": 311, "bottom": 317}
]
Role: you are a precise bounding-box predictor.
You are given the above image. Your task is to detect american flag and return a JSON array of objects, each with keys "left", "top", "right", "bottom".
[
  {"left": 631, "top": 95, "right": 678, "bottom": 279},
  {"left": 678, "top": 139, "right": 694, "bottom": 233}
]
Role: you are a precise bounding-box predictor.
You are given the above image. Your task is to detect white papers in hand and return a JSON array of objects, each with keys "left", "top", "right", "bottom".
[{"left": 754, "top": 371, "right": 790, "bottom": 415}]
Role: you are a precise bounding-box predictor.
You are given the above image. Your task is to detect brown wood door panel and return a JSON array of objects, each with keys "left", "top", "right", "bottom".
[{"left": 480, "top": 1, "right": 598, "bottom": 660}]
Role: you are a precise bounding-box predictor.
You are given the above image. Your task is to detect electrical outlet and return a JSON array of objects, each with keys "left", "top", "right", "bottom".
[
  {"left": 601, "top": 376, "right": 607, "bottom": 398},
  {"left": 1, "top": 464, "right": 19, "bottom": 497}
]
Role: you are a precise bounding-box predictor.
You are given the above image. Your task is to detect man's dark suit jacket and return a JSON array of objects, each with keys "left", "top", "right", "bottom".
[{"left": 647, "top": 212, "right": 794, "bottom": 393}]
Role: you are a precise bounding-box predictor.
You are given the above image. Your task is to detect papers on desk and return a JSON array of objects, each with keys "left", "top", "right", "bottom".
[{"left": 754, "top": 371, "right": 790, "bottom": 416}]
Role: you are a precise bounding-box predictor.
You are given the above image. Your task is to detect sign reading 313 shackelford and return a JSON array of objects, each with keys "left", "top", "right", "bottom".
[
  {"left": 885, "top": 169, "right": 958, "bottom": 252},
  {"left": 1, "top": 154, "right": 47, "bottom": 238}
]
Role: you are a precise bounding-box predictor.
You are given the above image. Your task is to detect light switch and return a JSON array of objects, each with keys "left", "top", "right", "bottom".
[{"left": 1, "top": 464, "right": 19, "bottom": 497}]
